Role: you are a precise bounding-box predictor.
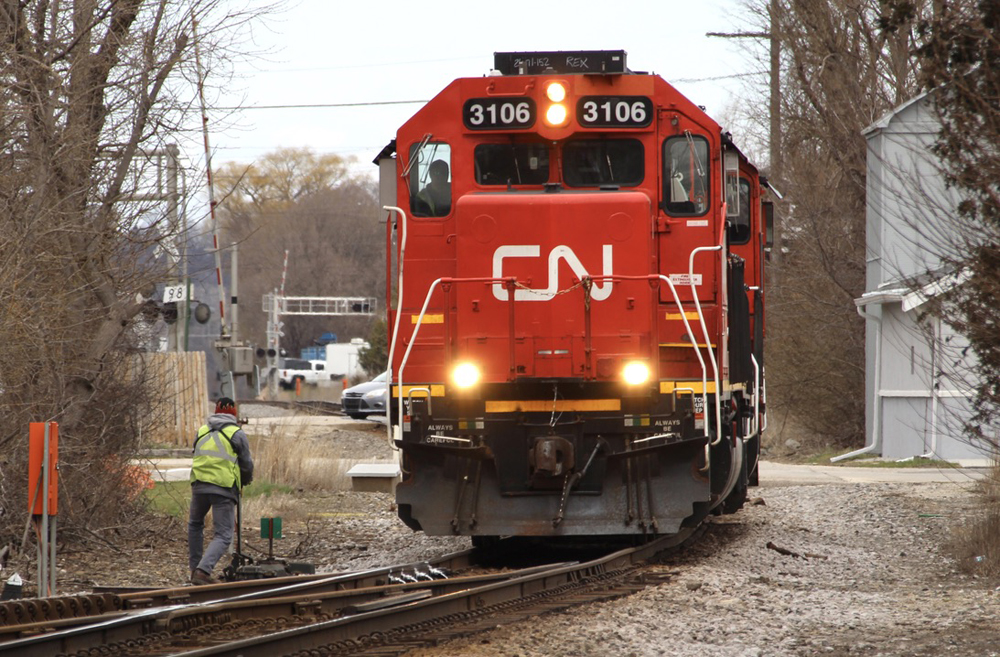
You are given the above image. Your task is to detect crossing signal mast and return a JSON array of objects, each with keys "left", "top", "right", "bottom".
[
  {"left": 261, "top": 250, "right": 377, "bottom": 396},
  {"left": 193, "top": 14, "right": 253, "bottom": 397}
]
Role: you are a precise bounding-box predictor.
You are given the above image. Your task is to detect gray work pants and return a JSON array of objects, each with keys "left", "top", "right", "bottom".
[{"left": 188, "top": 492, "right": 236, "bottom": 574}]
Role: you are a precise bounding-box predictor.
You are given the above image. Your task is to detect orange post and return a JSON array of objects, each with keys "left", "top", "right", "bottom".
[
  {"left": 295, "top": 378, "right": 301, "bottom": 396},
  {"left": 28, "top": 422, "right": 58, "bottom": 515}
]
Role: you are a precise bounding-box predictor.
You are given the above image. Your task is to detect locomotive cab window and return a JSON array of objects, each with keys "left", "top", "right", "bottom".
[
  {"left": 663, "top": 135, "right": 709, "bottom": 216},
  {"left": 409, "top": 142, "right": 452, "bottom": 217},
  {"left": 728, "top": 178, "right": 752, "bottom": 244},
  {"left": 475, "top": 142, "right": 550, "bottom": 186},
  {"left": 563, "top": 139, "right": 643, "bottom": 188}
]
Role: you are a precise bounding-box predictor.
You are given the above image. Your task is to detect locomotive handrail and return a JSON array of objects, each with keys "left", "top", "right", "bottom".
[
  {"left": 582, "top": 273, "right": 712, "bottom": 444},
  {"left": 688, "top": 245, "right": 724, "bottom": 447},
  {"left": 395, "top": 275, "right": 516, "bottom": 449},
  {"left": 751, "top": 353, "right": 760, "bottom": 440},
  {"left": 408, "top": 387, "right": 433, "bottom": 416},
  {"left": 395, "top": 272, "right": 713, "bottom": 446},
  {"left": 384, "top": 205, "right": 409, "bottom": 451}
]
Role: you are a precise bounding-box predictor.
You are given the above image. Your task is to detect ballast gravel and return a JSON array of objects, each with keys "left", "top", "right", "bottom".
[{"left": 406, "top": 477, "right": 1000, "bottom": 657}]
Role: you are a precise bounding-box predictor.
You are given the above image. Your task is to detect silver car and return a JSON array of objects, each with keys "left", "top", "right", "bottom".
[{"left": 341, "top": 371, "right": 387, "bottom": 419}]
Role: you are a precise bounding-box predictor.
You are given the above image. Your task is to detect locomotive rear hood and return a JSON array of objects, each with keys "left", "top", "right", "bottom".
[{"left": 453, "top": 189, "right": 656, "bottom": 381}]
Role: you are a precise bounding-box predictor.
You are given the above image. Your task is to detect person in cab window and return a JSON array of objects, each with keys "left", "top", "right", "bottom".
[
  {"left": 188, "top": 397, "right": 254, "bottom": 585},
  {"left": 417, "top": 159, "right": 451, "bottom": 216}
]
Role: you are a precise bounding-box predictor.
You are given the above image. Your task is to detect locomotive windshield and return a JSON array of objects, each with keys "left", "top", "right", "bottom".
[
  {"left": 562, "top": 139, "right": 643, "bottom": 188},
  {"left": 474, "top": 142, "right": 550, "bottom": 185}
]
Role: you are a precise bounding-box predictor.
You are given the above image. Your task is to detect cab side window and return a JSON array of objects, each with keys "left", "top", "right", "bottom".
[
  {"left": 728, "top": 178, "right": 752, "bottom": 244},
  {"left": 409, "top": 142, "right": 452, "bottom": 217},
  {"left": 663, "top": 135, "right": 709, "bottom": 216}
]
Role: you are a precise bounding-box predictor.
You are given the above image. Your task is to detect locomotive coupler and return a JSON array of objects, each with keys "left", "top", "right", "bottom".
[{"left": 553, "top": 439, "right": 606, "bottom": 527}]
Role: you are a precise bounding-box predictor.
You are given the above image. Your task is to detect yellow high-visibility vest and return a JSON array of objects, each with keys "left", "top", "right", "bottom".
[{"left": 191, "top": 424, "right": 241, "bottom": 490}]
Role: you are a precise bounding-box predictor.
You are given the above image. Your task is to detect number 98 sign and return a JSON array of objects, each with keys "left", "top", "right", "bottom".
[
  {"left": 577, "top": 96, "right": 653, "bottom": 128},
  {"left": 162, "top": 284, "right": 188, "bottom": 303}
]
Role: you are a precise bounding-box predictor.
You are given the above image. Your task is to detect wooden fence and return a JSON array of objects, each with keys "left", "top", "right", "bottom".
[{"left": 140, "top": 351, "right": 210, "bottom": 447}]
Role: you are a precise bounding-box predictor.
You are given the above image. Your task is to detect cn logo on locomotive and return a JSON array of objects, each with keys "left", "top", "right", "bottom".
[{"left": 491, "top": 245, "right": 613, "bottom": 301}]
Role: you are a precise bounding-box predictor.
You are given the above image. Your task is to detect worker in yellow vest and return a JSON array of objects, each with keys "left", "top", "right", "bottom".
[{"left": 188, "top": 397, "right": 254, "bottom": 585}]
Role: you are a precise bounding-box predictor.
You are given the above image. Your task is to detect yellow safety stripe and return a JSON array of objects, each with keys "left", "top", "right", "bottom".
[
  {"left": 665, "top": 312, "right": 702, "bottom": 320},
  {"left": 411, "top": 314, "right": 444, "bottom": 324},
  {"left": 485, "top": 399, "right": 621, "bottom": 413},
  {"left": 660, "top": 381, "right": 717, "bottom": 394},
  {"left": 391, "top": 384, "right": 447, "bottom": 397}
]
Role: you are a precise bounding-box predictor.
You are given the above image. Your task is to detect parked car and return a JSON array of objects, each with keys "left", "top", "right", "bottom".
[
  {"left": 341, "top": 371, "right": 387, "bottom": 419},
  {"left": 278, "top": 358, "right": 333, "bottom": 390}
]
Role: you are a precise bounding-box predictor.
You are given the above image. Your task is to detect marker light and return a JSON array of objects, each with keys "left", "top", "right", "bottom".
[
  {"left": 546, "top": 81, "right": 567, "bottom": 102},
  {"left": 545, "top": 103, "right": 568, "bottom": 127},
  {"left": 452, "top": 362, "right": 481, "bottom": 389},
  {"left": 623, "top": 361, "right": 651, "bottom": 386}
]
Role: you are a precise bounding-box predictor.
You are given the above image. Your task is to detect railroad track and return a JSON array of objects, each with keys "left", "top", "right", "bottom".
[
  {"left": 1, "top": 527, "right": 704, "bottom": 657},
  {"left": 238, "top": 399, "right": 344, "bottom": 416}
]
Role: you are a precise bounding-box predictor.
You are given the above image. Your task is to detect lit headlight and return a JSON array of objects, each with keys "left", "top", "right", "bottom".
[
  {"left": 545, "top": 103, "right": 568, "bottom": 127},
  {"left": 623, "top": 361, "right": 650, "bottom": 386},
  {"left": 452, "top": 363, "right": 481, "bottom": 389},
  {"left": 546, "top": 81, "right": 567, "bottom": 102}
]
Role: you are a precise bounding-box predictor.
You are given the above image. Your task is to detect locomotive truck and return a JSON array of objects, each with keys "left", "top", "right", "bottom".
[{"left": 374, "top": 50, "right": 773, "bottom": 541}]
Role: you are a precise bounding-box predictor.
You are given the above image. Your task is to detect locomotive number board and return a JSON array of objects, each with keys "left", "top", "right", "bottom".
[
  {"left": 577, "top": 96, "right": 654, "bottom": 128},
  {"left": 463, "top": 98, "right": 536, "bottom": 130}
]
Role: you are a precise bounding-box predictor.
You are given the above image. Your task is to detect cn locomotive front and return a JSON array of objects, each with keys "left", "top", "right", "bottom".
[{"left": 374, "top": 50, "right": 773, "bottom": 540}]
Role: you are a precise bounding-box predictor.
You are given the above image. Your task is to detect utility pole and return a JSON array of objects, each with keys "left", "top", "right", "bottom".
[{"left": 708, "top": 0, "right": 782, "bottom": 262}]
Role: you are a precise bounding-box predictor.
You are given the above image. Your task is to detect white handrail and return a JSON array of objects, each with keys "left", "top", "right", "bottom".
[
  {"left": 396, "top": 278, "right": 447, "bottom": 448},
  {"left": 383, "top": 206, "right": 408, "bottom": 451},
  {"left": 750, "top": 353, "right": 760, "bottom": 439},
  {"left": 656, "top": 276, "right": 710, "bottom": 442},
  {"left": 687, "top": 245, "right": 723, "bottom": 445}
]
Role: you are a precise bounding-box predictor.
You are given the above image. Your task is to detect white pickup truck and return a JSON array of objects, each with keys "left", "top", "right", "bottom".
[{"left": 278, "top": 358, "right": 336, "bottom": 389}]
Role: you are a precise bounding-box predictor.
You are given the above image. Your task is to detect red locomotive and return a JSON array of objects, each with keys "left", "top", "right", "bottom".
[{"left": 375, "top": 51, "right": 773, "bottom": 540}]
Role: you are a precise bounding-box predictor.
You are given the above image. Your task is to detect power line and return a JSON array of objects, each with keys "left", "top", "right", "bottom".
[
  {"left": 673, "top": 72, "right": 760, "bottom": 83},
  {"left": 214, "top": 99, "right": 429, "bottom": 111}
]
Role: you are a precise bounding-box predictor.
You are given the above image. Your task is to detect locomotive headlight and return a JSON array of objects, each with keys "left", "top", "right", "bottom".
[
  {"left": 545, "top": 81, "right": 567, "bottom": 102},
  {"left": 623, "top": 361, "right": 651, "bottom": 386},
  {"left": 545, "top": 103, "right": 569, "bottom": 127},
  {"left": 452, "top": 362, "right": 481, "bottom": 389}
]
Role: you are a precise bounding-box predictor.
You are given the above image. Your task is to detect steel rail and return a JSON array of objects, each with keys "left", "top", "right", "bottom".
[
  {"left": 170, "top": 529, "right": 696, "bottom": 657},
  {"left": 0, "top": 562, "right": 570, "bottom": 657},
  {"left": 0, "top": 548, "right": 480, "bottom": 652}
]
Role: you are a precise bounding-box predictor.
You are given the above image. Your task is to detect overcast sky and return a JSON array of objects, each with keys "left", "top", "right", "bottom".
[{"left": 197, "top": 0, "right": 763, "bottom": 178}]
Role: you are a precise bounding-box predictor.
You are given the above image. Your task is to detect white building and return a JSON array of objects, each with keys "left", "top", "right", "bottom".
[{"left": 854, "top": 93, "right": 989, "bottom": 463}]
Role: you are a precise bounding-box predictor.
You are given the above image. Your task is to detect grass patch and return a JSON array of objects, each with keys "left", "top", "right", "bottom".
[
  {"left": 245, "top": 424, "right": 371, "bottom": 492},
  {"left": 847, "top": 457, "right": 960, "bottom": 468},
  {"left": 948, "top": 465, "right": 1000, "bottom": 579},
  {"left": 804, "top": 451, "right": 961, "bottom": 467},
  {"left": 145, "top": 480, "right": 293, "bottom": 519}
]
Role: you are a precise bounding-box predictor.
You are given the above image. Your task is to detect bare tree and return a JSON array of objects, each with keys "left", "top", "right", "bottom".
[
  {"left": 900, "top": 0, "right": 1000, "bottom": 446},
  {"left": 214, "top": 148, "right": 385, "bottom": 357},
  {"left": 0, "top": 1, "right": 268, "bottom": 538},
  {"left": 731, "top": 0, "right": 928, "bottom": 449}
]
